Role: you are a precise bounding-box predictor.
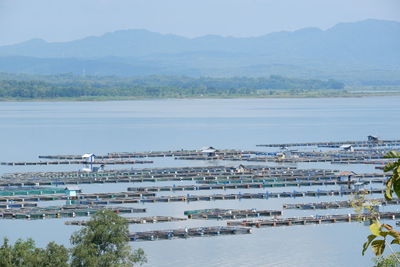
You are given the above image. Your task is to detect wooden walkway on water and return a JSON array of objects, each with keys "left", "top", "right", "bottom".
[
  {"left": 246, "top": 157, "right": 392, "bottom": 165},
  {"left": 38, "top": 149, "right": 258, "bottom": 160},
  {"left": 0, "top": 164, "right": 291, "bottom": 177},
  {"left": 184, "top": 209, "right": 282, "bottom": 220},
  {"left": 3, "top": 166, "right": 389, "bottom": 187},
  {"left": 256, "top": 139, "right": 400, "bottom": 148},
  {"left": 197, "top": 177, "right": 387, "bottom": 185},
  {"left": 127, "top": 179, "right": 386, "bottom": 192},
  {"left": 0, "top": 202, "right": 37, "bottom": 209},
  {"left": 0, "top": 186, "right": 66, "bottom": 196},
  {"left": 0, "top": 159, "right": 153, "bottom": 166},
  {"left": 129, "top": 226, "right": 252, "bottom": 241},
  {"left": 0, "top": 187, "right": 387, "bottom": 204},
  {"left": 0, "top": 191, "right": 155, "bottom": 203},
  {"left": 65, "top": 216, "right": 186, "bottom": 226},
  {"left": 0, "top": 205, "right": 146, "bottom": 219},
  {"left": 1, "top": 141, "right": 395, "bottom": 171},
  {"left": 227, "top": 212, "right": 400, "bottom": 228},
  {"left": 1, "top": 174, "right": 347, "bottom": 187},
  {"left": 283, "top": 198, "right": 400, "bottom": 210},
  {"left": 1, "top": 165, "right": 314, "bottom": 179},
  {"left": 78, "top": 188, "right": 387, "bottom": 204},
  {"left": 130, "top": 188, "right": 386, "bottom": 203},
  {"left": 197, "top": 150, "right": 389, "bottom": 165}
]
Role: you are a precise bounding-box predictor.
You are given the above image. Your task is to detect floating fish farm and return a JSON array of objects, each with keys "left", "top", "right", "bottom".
[{"left": 0, "top": 136, "right": 399, "bottom": 242}]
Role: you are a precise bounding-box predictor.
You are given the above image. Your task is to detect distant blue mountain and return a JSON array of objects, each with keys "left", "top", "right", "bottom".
[{"left": 0, "top": 19, "right": 399, "bottom": 82}]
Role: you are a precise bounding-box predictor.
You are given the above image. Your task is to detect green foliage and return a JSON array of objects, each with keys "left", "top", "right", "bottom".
[
  {"left": 0, "top": 238, "right": 69, "bottom": 267},
  {"left": 363, "top": 235, "right": 378, "bottom": 256},
  {"left": 0, "top": 210, "right": 146, "bottom": 267},
  {"left": 42, "top": 242, "right": 70, "bottom": 267},
  {"left": 370, "top": 222, "right": 384, "bottom": 237},
  {"left": 70, "top": 210, "right": 147, "bottom": 267},
  {"left": 383, "top": 151, "right": 400, "bottom": 200},
  {"left": 362, "top": 221, "right": 400, "bottom": 258},
  {"left": 0, "top": 74, "right": 345, "bottom": 99},
  {"left": 361, "top": 151, "right": 400, "bottom": 262},
  {"left": 351, "top": 190, "right": 381, "bottom": 223},
  {"left": 373, "top": 253, "right": 400, "bottom": 267},
  {"left": 371, "top": 240, "right": 386, "bottom": 256},
  {"left": 363, "top": 221, "right": 387, "bottom": 256},
  {"left": 384, "top": 151, "right": 400, "bottom": 159}
]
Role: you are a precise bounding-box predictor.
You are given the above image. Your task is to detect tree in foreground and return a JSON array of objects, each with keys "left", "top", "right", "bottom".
[
  {"left": 362, "top": 151, "right": 400, "bottom": 265},
  {"left": 70, "top": 210, "right": 147, "bottom": 267},
  {"left": 0, "top": 238, "right": 69, "bottom": 267}
]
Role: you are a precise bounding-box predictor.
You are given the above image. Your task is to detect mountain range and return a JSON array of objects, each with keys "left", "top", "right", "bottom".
[{"left": 0, "top": 19, "right": 399, "bottom": 84}]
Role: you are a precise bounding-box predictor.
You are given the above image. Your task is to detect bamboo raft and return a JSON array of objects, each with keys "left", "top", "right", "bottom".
[
  {"left": 0, "top": 191, "right": 156, "bottom": 203},
  {"left": 227, "top": 212, "right": 400, "bottom": 228},
  {"left": 246, "top": 157, "right": 392, "bottom": 165},
  {"left": 1, "top": 165, "right": 329, "bottom": 180},
  {"left": 65, "top": 216, "right": 187, "bottom": 226},
  {"left": 0, "top": 202, "right": 37, "bottom": 209},
  {"left": 184, "top": 209, "right": 282, "bottom": 220},
  {"left": 127, "top": 179, "right": 386, "bottom": 192},
  {"left": 1, "top": 173, "right": 356, "bottom": 187},
  {"left": 0, "top": 188, "right": 387, "bottom": 204},
  {"left": 283, "top": 198, "right": 400, "bottom": 210},
  {"left": 174, "top": 156, "right": 249, "bottom": 161},
  {"left": 136, "top": 188, "right": 385, "bottom": 203},
  {"left": 0, "top": 205, "right": 146, "bottom": 219},
  {"left": 39, "top": 149, "right": 258, "bottom": 160},
  {"left": 175, "top": 155, "right": 392, "bottom": 165},
  {"left": 5, "top": 165, "right": 390, "bottom": 187},
  {"left": 0, "top": 186, "right": 66, "bottom": 196},
  {"left": 194, "top": 172, "right": 389, "bottom": 184},
  {"left": 0, "top": 159, "right": 153, "bottom": 166},
  {"left": 96, "top": 188, "right": 386, "bottom": 203},
  {"left": 2, "top": 166, "right": 386, "bottom": 186},
  {"left": 35, "top": 146, "right": 398, "bottom": 166},
  {"left": 129, "top": 226, "right": 252, "bottom": 241},
  {"left": 197, "top": 177, "right": 387, "bottom": 185},
  {"left": 0, "top": 173, "right": 349, "bottom": 186},
  {"left": 256, "top": 139, "right": 400, "bottom": 148},
  {"left": 75, "top": 198, "right": 146, "bottom": 205}
]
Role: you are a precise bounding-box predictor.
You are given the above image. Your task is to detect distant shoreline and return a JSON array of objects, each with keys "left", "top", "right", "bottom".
[
  {"left": 3, "top": 73, "right": 400, "bottom": 102},
  {"left": 1, "top": 90, "right": 400, "bottom": 102}
]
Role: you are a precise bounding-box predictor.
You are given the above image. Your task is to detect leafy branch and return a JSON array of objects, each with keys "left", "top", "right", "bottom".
[
  {"left": 362, "top": 151, "right": 400, "bottom": 258},
  {"left": 383, "top": 151, "right": 400, "bottom": 201}
]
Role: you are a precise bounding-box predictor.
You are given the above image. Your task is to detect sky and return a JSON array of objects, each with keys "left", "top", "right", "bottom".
[{"left": 0, "top": 0, "right": 399, "bottom": 45}]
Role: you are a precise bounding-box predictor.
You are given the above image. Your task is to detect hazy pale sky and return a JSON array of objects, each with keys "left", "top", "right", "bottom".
[{"left": 0, "top": 0, "right": 399, "bottom": 45}]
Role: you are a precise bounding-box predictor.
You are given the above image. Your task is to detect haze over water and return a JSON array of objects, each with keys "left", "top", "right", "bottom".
[{"left": 0, "top": 97, "right": 399, "bottom": 266}]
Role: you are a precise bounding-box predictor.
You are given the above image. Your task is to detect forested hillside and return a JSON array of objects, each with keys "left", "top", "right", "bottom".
[{"left": 0, "top": 19, "right": 399, "bottom": 84}]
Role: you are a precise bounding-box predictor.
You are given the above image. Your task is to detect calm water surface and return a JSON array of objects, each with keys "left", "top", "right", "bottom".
[{"left": 0, "top": 97, "right": 399, "bottom": 267}]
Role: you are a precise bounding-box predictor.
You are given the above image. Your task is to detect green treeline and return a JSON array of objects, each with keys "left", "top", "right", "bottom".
[
  {"left": 0, "top": 74, "right": 344, "bottom": 99},
  {"left": 0, "top": 210, "right": 146, "bottom": 267}
]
